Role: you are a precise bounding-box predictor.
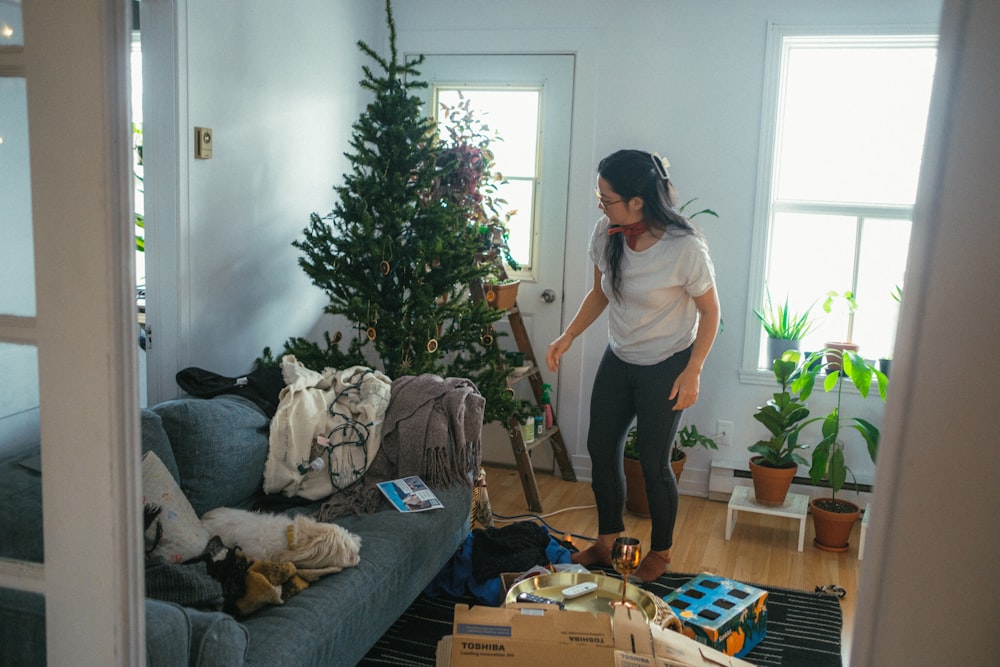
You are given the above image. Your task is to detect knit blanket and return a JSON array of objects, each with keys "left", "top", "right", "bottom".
[
  {"left": 264, "top": 355, "right": 392, "bottom": 501},
  {"left": 315, "top": 374, "right": 484, "bottom": 521}
]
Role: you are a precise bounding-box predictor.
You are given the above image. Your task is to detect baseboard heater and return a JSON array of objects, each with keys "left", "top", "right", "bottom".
[{"left": 710, "top": 459, "right": 873, "bottom": 504}]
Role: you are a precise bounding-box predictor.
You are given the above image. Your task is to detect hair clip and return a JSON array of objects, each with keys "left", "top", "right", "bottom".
[{"left": 651, "top": 152, "right": 671, "bottom": 180}]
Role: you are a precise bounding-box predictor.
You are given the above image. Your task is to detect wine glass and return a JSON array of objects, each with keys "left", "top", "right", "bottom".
[{"left": 610, "top": 536, "right": 642, "bottom": 609}]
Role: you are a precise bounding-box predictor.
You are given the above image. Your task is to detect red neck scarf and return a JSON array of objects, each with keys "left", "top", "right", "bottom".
[{"left": 608, "top": 222, "right": 647, "bottom": 250}]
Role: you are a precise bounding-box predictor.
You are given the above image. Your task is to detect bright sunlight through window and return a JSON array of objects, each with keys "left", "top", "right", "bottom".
[
  {"left": 434, "top": 88, "right": 540, "bottom": 270},
  {"left": 756, "top": 32, "right": 936, "bottom": 367}
]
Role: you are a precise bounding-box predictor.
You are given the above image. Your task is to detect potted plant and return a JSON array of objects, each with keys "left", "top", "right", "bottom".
[
  {"left": 795, "top": 349, "right": 888, "bottom": 552},
  {"left": 624, "top": 424, "right": 717, "bottom": 516},
  {"left": 821, "top": 290, "right": 860, "bottom": 370},
  {"left": 747, "top": 351, "right": 813, "bottom": 506},
  {"left": 754, "top": 287, "right": 817, "bottom": 364},
  {"left": 623, "top": 428, "right": 649, "bottom": 517},
  {"left": 672, "top": 424, "right": 718, "bottom": 482}
]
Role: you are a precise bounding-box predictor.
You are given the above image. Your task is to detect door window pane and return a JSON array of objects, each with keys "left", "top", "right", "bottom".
[
  {"left": 0, "top": 3, "right": 23, "bottom": 47},
  {"left": 0, "top": 77, "right": 36, "bottom": 318},
  {"left": 435, "top": 88, "right": 540, "bottom": 269},
  {"left": 0, "top": 342, "right": 43, "bottom": 565}
]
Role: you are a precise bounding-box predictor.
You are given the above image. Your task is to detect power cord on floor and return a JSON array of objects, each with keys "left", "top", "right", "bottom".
[{"left": 491, "top": 505, "right": 597, "bottom": 547}]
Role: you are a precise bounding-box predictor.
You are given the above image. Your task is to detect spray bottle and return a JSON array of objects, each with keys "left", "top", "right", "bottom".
[{"left": 542, "top": 384, "right": 554, "bottom": 430}]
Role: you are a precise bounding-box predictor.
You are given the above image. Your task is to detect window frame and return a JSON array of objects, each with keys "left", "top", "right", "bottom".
[{"left": 741, "top": 23, "right": 938, "bottom": 384}]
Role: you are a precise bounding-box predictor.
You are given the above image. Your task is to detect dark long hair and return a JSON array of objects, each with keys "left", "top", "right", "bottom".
[{"left": 598, "top": 149, "right": 695, "bottom": 300}]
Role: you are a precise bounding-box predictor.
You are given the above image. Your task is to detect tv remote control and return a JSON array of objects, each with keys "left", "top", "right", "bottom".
[
  {"left": 516, "top": 592, "right": 565, "bottom": 608},
  {"left": 560, "top": 581, "right": 599, "bottom": 599}
]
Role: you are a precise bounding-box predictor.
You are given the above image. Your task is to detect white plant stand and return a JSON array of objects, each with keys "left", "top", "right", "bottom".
[
  {"left": 858, "top": 503, "right": 871, "bottom": 560},
  {"left": 726, "top": 485, "right": 809, "bottom": 552}
]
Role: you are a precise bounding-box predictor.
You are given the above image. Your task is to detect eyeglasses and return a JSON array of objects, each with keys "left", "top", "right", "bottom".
[{"left": 594, "top": 188, "right": 622, "bottom": 208}]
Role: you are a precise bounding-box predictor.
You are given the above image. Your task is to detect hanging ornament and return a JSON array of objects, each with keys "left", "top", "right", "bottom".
[
  {"left": 485, "top": 287, "right": 497, "bottom": 304},
  {"left": 332, "top": 331, "right": 343, "bottom": 344},
  {"left": 505, "top": 387, "right": 516, "bottom": 398},
  {"left": 366, "top": 327, "right": 377, "bottom": 341},
  {"left": 481, "top": 330, "right": 494, "bottom": 347},
  {"left": 426, "top": 338, "right": 439, "bottom": 353},
  {"left": 380, "top": 259, "right": 391, "bottom": 276}
]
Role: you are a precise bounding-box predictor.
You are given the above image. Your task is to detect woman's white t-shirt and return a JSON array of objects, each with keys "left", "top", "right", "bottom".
[{"left": 589, "top": 216, "right": 716, "bottom": 365}]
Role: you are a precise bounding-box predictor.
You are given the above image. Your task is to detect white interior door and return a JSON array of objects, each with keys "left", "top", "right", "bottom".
[
  {"left": 0, "top": 1, "right": 144, "bottom": 664},
  {"left": 417, "top": 54, "right": 574, "bottom": 468}
]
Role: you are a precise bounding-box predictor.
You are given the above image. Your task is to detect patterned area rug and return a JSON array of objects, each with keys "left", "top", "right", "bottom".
[{"left": 359, "top": 568, "right": 843, "bottom": 666}]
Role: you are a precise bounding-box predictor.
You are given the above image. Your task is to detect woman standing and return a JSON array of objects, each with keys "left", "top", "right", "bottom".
[{"left": 546, "top": 149, "right": 720, "bottom": 582}]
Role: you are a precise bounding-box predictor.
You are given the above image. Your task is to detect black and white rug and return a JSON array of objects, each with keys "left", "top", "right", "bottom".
[{"left": 359, "top": 568, "right": 844, "bottom": 666}]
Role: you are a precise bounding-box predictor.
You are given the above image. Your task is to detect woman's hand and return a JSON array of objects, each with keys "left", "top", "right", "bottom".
[
  {"left": 670, "top": 366, "right": 701, "bottom": 410},
  {"left": 546, "top": 333, "right": 574, "bottom": 372}
]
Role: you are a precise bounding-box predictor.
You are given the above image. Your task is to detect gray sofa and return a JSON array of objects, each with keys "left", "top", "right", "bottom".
[{"left": 0, "top": 390, "right": 477, "bottom": 666}]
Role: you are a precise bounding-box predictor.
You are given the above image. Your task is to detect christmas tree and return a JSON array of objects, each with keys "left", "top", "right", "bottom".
[{"left": 267, "top": 0, "right": 530, "bottom": 425}]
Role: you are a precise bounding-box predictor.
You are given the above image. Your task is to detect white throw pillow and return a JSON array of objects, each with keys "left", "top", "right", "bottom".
[{"left": 142, "top": 451, "right": 210, "bottom": 563}]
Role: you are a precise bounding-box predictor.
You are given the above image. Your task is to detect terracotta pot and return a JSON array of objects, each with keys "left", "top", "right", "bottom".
[
  {"left": 484, "top": 280, "right": 520, "bottom": 310},
  {"left": 671, "top": 450, "right": 687, "bottom": 483},
  {"left": 810, "top": 497, "right": 860, "bottom": 552},
  {"left": 824, "top": 341, "right": 860, "bottom": 372},
  {"left": 749, "top": 457, "right": 797, "bottom": 506},
  {"left": 623, "top": 456, "right": 649, "bottom": 518}
]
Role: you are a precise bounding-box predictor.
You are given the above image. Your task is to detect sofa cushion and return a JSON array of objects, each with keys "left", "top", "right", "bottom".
[
  {"left": 152, "top": 395, "right": 270, "bottom": 515},
  {"left": 142, "top": 450, "right": 211, "bottom": 563},
  {"left": 142, "top": 408, "right": 180, "bottom": 484}
]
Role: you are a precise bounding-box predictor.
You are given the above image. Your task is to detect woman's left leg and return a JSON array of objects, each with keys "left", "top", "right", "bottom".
[{"left": 633, "top": 346, "right": 691, "bottom": 580}]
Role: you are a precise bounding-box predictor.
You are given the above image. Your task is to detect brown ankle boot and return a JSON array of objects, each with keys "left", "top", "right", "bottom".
[{"left": 634, "top": 549, "right": 671, "bottom": 582}]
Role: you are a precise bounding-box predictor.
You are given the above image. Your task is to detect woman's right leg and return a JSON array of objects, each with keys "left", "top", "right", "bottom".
[{"left": 573, "top": 347, "right": 635, "bottom": 566}]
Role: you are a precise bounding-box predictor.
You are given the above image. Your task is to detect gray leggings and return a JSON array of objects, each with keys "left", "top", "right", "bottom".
[{"left": 586, "top": 345, "right": 691, "bottom": 551}]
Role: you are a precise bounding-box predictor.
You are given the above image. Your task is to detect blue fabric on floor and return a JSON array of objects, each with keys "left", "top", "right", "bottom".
[{"left": 424, "top": 528, "right": 573, "bottom": 605}]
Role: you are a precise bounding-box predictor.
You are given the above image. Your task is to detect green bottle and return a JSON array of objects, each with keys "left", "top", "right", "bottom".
[{"left": 541, "top": 384, "right": 553, "bottom": 430}]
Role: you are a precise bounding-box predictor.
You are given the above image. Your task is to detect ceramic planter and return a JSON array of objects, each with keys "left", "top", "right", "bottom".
[
  {"left": 810, "top": 497, "right": 860, "bottom": 552},
  {"left": 767, "top": 337, "right": 800, "bottom": 366},
  {"left": 484, "top": 280, "right": 520, "bottom": 310},
  {"left": 749, "top": 457, "right": 797, "bottom": 506},
  {"left": 623, "top": 456, "right": 649, "bottom": 518},
  {"left": 671, "top": 450, "right": 687, "bottom": 483},
  {"left": 824, "top": 341, "right": 860, "bottom": 372}
]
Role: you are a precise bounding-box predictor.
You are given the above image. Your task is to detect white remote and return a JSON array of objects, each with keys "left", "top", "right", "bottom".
[{"left": 561, "top": 581, "right": 599, "bottom": 599}]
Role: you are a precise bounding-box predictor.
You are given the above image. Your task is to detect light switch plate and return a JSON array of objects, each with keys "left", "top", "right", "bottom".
[{"left": 195, "top": 127, "right": 213, "bottom": 159}]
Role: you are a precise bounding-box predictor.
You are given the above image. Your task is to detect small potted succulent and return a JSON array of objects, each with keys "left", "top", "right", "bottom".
[{"left": 754, "top": 286, "right": 818, "bottom": 365}]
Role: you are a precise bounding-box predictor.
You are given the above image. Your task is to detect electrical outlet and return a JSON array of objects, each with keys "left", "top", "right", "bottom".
[{"left": 717, "top": 420, "right": 733, "bottom": 447}]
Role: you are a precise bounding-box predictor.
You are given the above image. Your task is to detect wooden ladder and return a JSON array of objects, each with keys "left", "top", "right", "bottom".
[{"left": 502, "top": 302, "right": 577, "bottom": 512}]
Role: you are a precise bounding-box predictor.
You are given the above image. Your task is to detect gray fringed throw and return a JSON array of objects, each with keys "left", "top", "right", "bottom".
[{"left": 315, "top": 375, "right": 484, "bottom": 521}]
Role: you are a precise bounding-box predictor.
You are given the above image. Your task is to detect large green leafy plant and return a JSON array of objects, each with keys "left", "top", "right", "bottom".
[
  {"left": 748, "top": 351, "right": 813, "bottom": 468},
  {"left": 795, "top": 349, "right": 888, "bottom": 501}
]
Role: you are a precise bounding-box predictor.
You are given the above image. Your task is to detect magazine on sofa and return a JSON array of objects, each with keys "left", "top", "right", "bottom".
[{"left": 377, "top": 475, "right": 443, "bottom": 512}]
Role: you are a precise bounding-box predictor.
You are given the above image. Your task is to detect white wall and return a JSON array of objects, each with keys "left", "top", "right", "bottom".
[
  {"left": 142, "top": 0, "right": 382, "bottom": 403},
  {"left": 392, "top": 0, "right": 942, "bottom": 487}
]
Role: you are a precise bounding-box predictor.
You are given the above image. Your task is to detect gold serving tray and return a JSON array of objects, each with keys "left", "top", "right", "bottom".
[{"left": 504, "top": 571, "right": 680, "bottom": 631}]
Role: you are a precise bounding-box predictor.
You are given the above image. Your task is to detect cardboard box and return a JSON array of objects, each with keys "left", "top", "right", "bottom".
[
  {"left": 435, "top": 604, "right": 756, "bottom": 667},
  {"left": 444, "top": 603, "right": 616, "bottom": 666},
  {"left": 662, "top": 573, "right": 767, "bottom": 658}
]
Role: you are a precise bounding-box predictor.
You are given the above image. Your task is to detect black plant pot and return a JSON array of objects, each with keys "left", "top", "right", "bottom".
[{"left": 879, "top": 358, "right": 892, "bottom": 377}]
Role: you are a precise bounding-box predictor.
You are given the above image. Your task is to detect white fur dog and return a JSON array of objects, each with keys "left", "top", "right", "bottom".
[{"left": 201, "top": 507, "right": 362, "bottom": 572}]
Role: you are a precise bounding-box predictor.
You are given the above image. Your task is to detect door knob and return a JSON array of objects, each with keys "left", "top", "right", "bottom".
[{"left": 541, "top": 288, "right": 557, "bottom": 303}]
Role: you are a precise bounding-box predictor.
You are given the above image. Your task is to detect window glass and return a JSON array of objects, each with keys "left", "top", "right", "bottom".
[
  {"left": 0, "top": 342, "right": 43, "bottom": 565},
  {"left": 0, "top": 77, "right": 36, "bottom": 318},
  {"left": 754, "top": 33, "right": 935, "bottom": 368},
  {"left": 434, "top": 88, "right": 540, "bottom": 269},
  {"left": 0, "top": 3, "right": 23, "bottom": 47}
]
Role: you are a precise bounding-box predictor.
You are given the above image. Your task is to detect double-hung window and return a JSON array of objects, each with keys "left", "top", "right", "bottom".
[{"left": 744, "top": 26, "right": 937, "bottom": 375}]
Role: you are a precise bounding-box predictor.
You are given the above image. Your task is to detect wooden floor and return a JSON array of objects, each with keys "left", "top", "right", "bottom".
[{"left": 482, "top": 464, "right": 860, "bottom": 662}]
